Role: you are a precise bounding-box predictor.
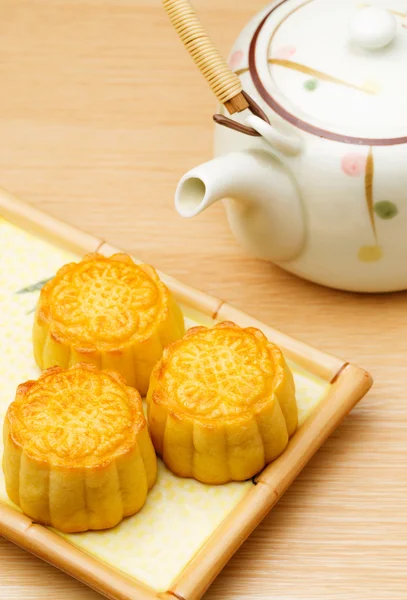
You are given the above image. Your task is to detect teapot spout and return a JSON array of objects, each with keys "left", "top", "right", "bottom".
[
  {"left": 175, "top": 151, "right": 251, "bottom": 218},
  {"left": 175, "top": 150, "right": 305, "bottom": 262}
]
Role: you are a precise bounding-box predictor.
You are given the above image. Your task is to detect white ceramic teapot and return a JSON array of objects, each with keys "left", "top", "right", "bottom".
[{"left": 170, "top": 0, "right": 407, "bottom": 292}]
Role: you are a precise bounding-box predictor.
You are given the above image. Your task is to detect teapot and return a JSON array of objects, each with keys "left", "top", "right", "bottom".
[{"left": 164, "top": 0, "right": 407, "bottom": 292}]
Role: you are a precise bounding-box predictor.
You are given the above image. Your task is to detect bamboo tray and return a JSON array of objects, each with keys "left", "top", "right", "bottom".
[{"left": 0, "top": 188, "right": 372, "bottom": 600}]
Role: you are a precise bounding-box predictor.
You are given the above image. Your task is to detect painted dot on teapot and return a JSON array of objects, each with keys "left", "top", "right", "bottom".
[
  {"left": 304, "top": 78, "right": 318, "bottom": 92},
  {"left": 274, "top": 45, "right": 296, "bottom": 60},
  {"left": 341, "top": 153, "right": 367, "bottom": 177},
  {"left": 358, "top": 245, "right": 382, "bottom": 262},
  {"left": 374, "top": 201, "right": 398, "bottom": 220},
  {"left": 229, "top": 50, "right": 244, "bottom": 71}
]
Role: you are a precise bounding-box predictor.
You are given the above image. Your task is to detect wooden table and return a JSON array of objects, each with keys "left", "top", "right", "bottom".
[{"left": 0, "top": 1, "right": 406, "bottom": 598}]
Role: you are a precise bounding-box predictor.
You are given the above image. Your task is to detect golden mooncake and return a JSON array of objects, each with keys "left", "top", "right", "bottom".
[
  {"left": 3, "top": 363, "right": 157, "bottom": 532},
  {"left": 33, "top": 253, "right": 185, "bottom": 395},
  {"left": 147, "top": 322, "right": 297, "bottom": 484}
]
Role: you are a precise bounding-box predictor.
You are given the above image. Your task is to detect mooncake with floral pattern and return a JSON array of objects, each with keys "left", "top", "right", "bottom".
[
  {"left": 147, "top": 322, "right": 297, "bottom": 484},
  {"left": 3, "top": 363, "right": 157, "bottom": 532},
  {"left": 33, "top": 253, "right": 185, "bottom": 395}
]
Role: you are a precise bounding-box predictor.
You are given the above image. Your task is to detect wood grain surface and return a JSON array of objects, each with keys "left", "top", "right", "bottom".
[{"left": 0, "top": 1, "right": 406, "bottom": 599}]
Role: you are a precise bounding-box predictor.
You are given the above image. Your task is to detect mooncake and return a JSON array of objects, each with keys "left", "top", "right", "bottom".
[
  {"left": 3, "top": 363, "right": 157, "bottom": 532},
  {"left": 147, "top": 322, "right": 297, "bottom": 484},
  {"left": 33, "top": 253, "right": 185, "bottom": 395}
]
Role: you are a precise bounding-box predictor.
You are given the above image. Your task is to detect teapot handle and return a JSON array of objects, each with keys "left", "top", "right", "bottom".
[
  {"left": 162, "top": 0, "right": 271, "bottom": 136},
  {"left": 163, "top": 0, "right": 286, "bottom": 142},
  {"left": 162, "top": 0, "right": 249, "bottom": 114},
  {"left": 213, "top": 90, "right": 271, "bottom": 138}
]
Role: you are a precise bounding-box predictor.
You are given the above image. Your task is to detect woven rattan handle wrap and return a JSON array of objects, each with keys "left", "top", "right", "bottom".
[{"left": 163, "top": 0, "right": 249, "bottom": 114}]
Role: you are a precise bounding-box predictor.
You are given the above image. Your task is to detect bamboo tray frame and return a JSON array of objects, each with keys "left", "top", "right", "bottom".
[{"left": 0, "top": 188, "right": 373, "bottom": 600}]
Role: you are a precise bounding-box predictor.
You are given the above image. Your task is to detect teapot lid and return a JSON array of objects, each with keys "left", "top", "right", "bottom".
[{"left": 247, "top": 0, "right": 407, "bottom": 145}]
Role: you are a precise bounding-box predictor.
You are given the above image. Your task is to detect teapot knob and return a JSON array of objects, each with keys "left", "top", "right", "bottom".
[{"left": 350, "top": 6, "right": 397, "bottom": 50}]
